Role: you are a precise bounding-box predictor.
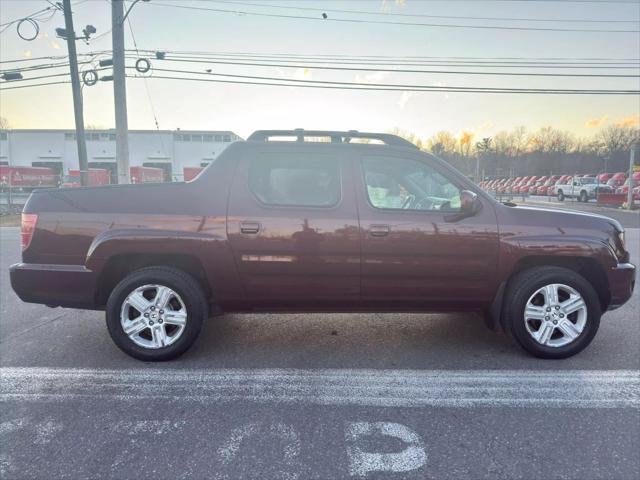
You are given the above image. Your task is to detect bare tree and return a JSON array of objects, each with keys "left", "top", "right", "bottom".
[
  {"left": 493, "top": 126, "right": 529, "bottom": 157},
  {"left": 595, "top": 125, "right": 640, "bottom": 156},
  {"left": 458, "top": 131, "right": 475, "bottom": 158},
  {"left": 529, "top": 127, "right": 575, "bottom": 154},
  {"left": 426, "top": 131, "right": 457, "bottom": 156},
  {"left": 389, "top": 128, "right": 422, "bottom": 149},
  {"left": 475, "top": 137, "right": 493, "bottom": 156}
]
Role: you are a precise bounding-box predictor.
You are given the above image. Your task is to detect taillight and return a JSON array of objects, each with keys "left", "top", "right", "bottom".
[{"left": 21, "top": 213, "right": 38, "bottom": 251}]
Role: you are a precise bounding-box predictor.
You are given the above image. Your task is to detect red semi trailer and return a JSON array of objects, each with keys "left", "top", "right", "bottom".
[
  {"left": 130, "top": 166, "right": 165, "bottom": 184},
  {"left": 0, "top": 166, "right": 58, "bottom": 190},
  {"left": 61, "top": 169, "right": 111, "bottom": 188},
  {"left": 184, "top": 167, "right": 204, "bottom": 181}
]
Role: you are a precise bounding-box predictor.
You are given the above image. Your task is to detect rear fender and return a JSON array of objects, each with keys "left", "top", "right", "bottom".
[{"left": 85, "top": 228, "right": 224, "bottom": 283}]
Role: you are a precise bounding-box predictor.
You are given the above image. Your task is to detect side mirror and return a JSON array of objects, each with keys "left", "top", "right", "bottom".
[
  {"left": 445, "top": 190, "right": 480, "bottom": 222},
  {"left": 460, "top": 190, "right": 480, "bottom": 214}
]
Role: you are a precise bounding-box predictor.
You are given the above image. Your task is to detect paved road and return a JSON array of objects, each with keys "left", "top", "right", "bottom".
[{"left": 1, "top": 203, "right": 639, "bottom": 479}]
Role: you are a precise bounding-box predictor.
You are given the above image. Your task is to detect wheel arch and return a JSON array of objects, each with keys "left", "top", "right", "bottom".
[
  {"left": 488, "top": 255, "right": 611, "bottom": 333},
  {"left": 95, "top": 253, "right": 213, "bottom": 310},
  {"left": 494, "top": 255, "right": 611, "bottom": 329}
]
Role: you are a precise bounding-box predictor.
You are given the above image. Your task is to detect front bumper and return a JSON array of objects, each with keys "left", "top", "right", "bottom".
[
  {"left": 607, "top": 262, "right": 636, "bottom": 310},
  {"left": 10, "top": 263, "right": 99, "bottom": 309}
]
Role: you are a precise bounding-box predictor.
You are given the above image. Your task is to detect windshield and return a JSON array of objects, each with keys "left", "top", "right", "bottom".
[{"left": 579, "top": 178, "right": 596, "bottom": 185}]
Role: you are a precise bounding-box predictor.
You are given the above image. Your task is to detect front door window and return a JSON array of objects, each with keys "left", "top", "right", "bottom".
[{"left": 361, "top": 156, "right": 461, "bottom": 212}]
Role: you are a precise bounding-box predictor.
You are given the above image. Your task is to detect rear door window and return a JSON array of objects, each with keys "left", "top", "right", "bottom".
[{"left": 248, "top": 154, "right": 340, "bottom": 207}]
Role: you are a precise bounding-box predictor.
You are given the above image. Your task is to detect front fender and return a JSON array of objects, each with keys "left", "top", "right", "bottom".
[
  {"left": 487, "top": 234, "right": 618, "bottom": 331},
  {"left": 499, "top": 234, "right": 618, "bottom": 275}
]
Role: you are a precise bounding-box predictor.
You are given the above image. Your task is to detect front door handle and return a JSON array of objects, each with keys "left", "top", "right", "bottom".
[
  {"left": 240, "top": 221, "right": 261, "bottom": 234},
  {"left": 369, "top": 224, "right": 390, "bottom": 237}
]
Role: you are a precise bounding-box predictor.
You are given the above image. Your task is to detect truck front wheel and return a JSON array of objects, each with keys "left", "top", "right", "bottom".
[
  {"left": 106, "top": 266, "right": 207, "bottom": 361},
  {"left": 557, "top": 190, "right": 565, "bottom": 201},
  {"left": 503, "top": 266, "right": 601, "bottom": 359}
]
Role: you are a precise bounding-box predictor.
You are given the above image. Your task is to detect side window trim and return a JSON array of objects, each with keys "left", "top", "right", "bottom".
[
  {"left": 359, "top": 154, "right": 464, "bottom": 214},
  {"left": 247, "top": 152, "right": 344, "bottom": 210}
]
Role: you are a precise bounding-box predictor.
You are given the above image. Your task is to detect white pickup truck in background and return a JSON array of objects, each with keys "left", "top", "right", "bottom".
[{"left": 556, "top": 176, "right": 603, "bottom": 202}]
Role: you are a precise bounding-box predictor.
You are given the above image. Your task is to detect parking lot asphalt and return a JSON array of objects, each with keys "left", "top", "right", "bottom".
[{"left": 1, "top": 203, "right": 639, "bottom": 479}]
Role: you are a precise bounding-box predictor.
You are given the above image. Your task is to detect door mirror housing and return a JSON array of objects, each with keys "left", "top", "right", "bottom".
[
  {"left": 460, "top": 190, "right": 480, "bottom": 214},
  {"left": 445, "top": 190, "right": 481, "bottom": 222}
]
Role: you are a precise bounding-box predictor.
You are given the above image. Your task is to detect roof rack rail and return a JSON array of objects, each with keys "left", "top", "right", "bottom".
[{"left": 247, "top": 129, "right": 418, "bottom": 149}]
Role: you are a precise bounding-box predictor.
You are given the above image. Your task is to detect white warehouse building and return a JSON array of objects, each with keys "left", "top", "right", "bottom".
[{"left": 0, "top": 129, "right": 242, "bottom": 182}]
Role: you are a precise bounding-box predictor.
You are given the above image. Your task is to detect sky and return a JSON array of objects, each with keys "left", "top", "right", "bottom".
[{"left": 0, "top": 0, "right": 639, "bottom": 141}]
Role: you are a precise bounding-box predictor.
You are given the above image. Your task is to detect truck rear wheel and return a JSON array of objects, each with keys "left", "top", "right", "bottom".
[
  {"left": 106, "top": 267, "right": 207, "bottom": 361},
  {"left": 579, "top": 191, "right": 588, "bottom": 202},
  {"left": 503, "top": 266, "right": 601, "bottom": 359}
]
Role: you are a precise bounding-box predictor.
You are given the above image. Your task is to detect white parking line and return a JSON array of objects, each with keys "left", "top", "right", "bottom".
[{"left": 1, "top": 367, "right": 638, "bottom": 408}]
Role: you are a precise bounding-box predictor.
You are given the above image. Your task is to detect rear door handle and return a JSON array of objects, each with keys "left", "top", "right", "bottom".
[
  {"left": 369, "top": 224, "right": 390, "bottom": 237},
  {"left": 240, "top": 221, "right": 261, "bottom": 234}
]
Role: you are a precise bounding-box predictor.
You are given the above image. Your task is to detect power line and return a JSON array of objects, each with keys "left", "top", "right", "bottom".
[
  {"left": 148, "top": 2, "right": 640, "bottom": 33},
  {"left": 1, "top": 68, "right": 109, "bottom": 84},
  {"left": 126, "top": 66, "right": 640, "bottom": 94},
  {"left": 137, "top": 56, "right": 640, "bottom": 78},
  {"left": 128, "top": 73, "right": 640, "bottom": 94},
  {"left": 0, "top": 60, "right": 95, "bottom": 74},
  {"left": 204, "top": 0, "right": 639, "bottom": 23},
  {"left": 408, "top": 0, "right": 639, "bottom": 3},
  {"left": 128, "top": 50, "right": 640, "bottom": 68},
  {"left": 131, "top": 49, "right": 640, "bottom": 63},
  {"left": 0, "top": 80, "right": 71, "bottom": 91},
  {"left": 0, "top": 52, "right": 109, "bottom": 64},
  {"left": 4, "top": 50, "right": 638, "bottom": 66},
  {"left": 137, "top": 57, "right": 640, "bottom": 70},
  {"left": 0, "top": 6, "right": 53, "bottom": 29},
  {"left": 2, "top": 70, "right": 637, "bottom": 95},
  {"left": 126, "top": 14, "right": 167, "bottom": 156}
]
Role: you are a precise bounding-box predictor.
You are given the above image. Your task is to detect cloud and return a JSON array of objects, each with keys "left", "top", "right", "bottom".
[
  {"left": 434, "top": 81, "right": 450, "bottom": 100},
  {"left": 354, "top": 71, "right": 389, "bottom": 84},
  {"left": 397, "top": 91, "right": 414, "bottom": 109},
  {"left": 474, "top": 121, "right": 494, "bottom": 135},
  {"left": 380, "top": 0, "right": 406, "bottom": 11},
  {"left": 615, "top": 115, "right": 640, "bottom": 128},
  {"left": 275, "top": 67, "right": 313, "bottom": 81},
  {"left": 585, "top": 114, "right": 609, "bottom": 128},
  {"left": 293, "top": 68, "right": 312, "bottom": 81}
]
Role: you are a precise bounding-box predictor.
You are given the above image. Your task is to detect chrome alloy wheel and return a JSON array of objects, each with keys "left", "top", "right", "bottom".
[
  {"left": 524, "top": 283, "right": 588, "bottom": 348},
  {"left": 120, "top": 284, "right": 188, "bottom": 349}
]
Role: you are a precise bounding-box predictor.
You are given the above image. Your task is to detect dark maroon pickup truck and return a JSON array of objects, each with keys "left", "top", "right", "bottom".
[{"left": 10, "top": 130, "right": 635, "bottom": 361}]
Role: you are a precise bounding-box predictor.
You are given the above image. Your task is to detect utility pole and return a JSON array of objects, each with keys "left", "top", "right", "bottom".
[
  {"left": 627, "top": 144, "right": 637, "bottom": 210},
  {"left": 61, "top": 0, "right": 89, "bottom": 187},
  {"left": 112, "top": 0, "right": 130, "bottom": 184}
]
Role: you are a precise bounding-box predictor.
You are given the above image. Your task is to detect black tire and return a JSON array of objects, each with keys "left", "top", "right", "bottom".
[
  {"left": 579, "top": 191, "right": 588, "bottom": 203},
  {"left": 503, "top": 266, "right": 601, "bottom": 359},
  {"left": 106, "top": 266, "right": 207, "bottom": 361},
  {"left": 557, "top": 190, "right": 565, "bottom": 201}
]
